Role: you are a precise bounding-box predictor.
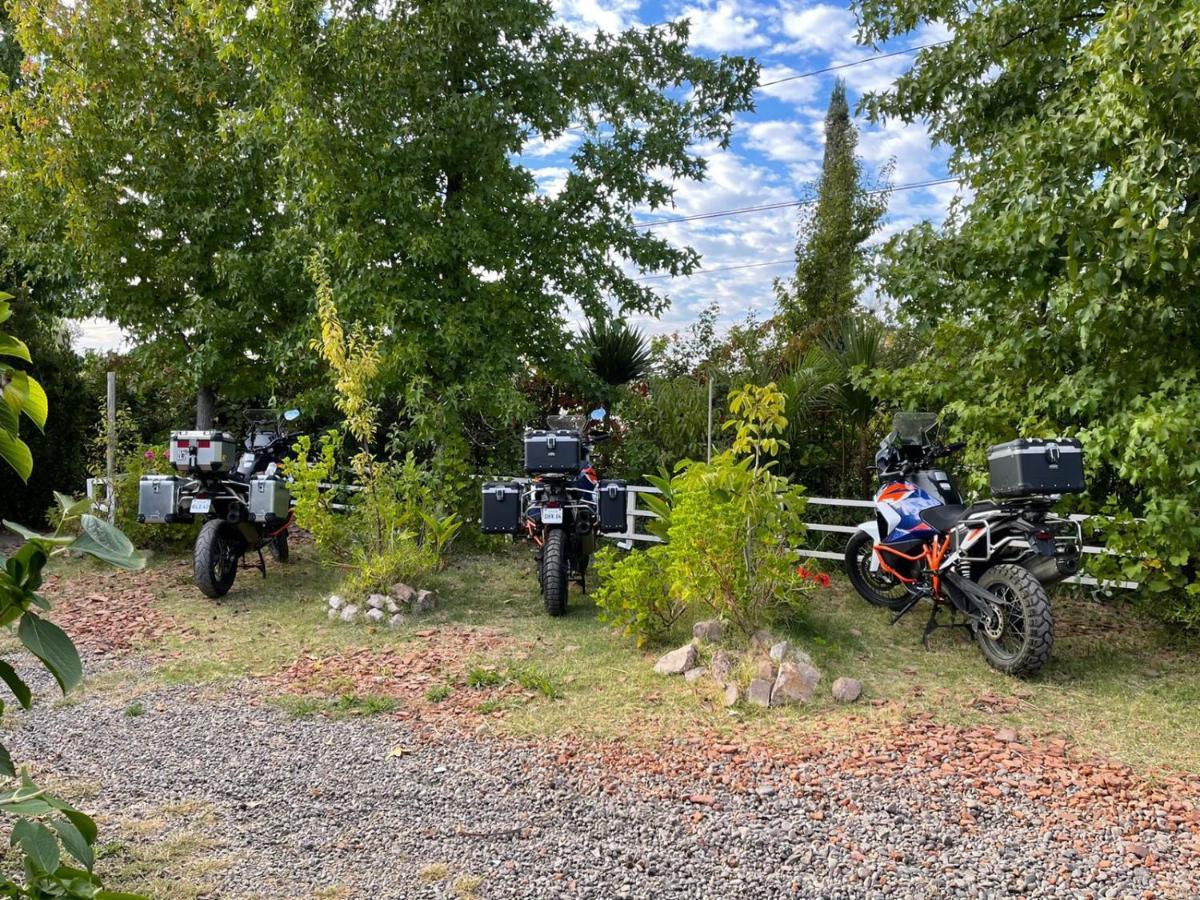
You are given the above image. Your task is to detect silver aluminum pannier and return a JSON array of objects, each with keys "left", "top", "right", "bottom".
[
  {"left": 248, "top": 477, "right": 291, "bottom": 522},
  {"left": 137, "top": 475, "right": 186, "bottom": 524},
  {"left": 169, "top": 430, "right": 238, "bottom": 473}
]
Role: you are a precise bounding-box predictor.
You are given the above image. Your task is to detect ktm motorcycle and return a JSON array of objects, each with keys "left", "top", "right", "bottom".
[{"left": 844, "top": 413, "right": 1084, "bottom": 677}]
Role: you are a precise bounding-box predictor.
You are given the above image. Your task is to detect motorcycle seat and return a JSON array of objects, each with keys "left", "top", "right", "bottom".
[{"left": 919, "top": 501, "right": 999, "bottom": 533}]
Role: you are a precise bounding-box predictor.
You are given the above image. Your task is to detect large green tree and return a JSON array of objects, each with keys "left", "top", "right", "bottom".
[
  {"left": 0, "top": 0, "right": 309, "bottom": 427},
  {"left": 201, "top": 0, "right": 758, "bottom": 456},
  {"left": 856, "top": 0, "right": 1200, "bottom": 615},
  {"left": 776, "top": 79, "right": 890, "bottom": 344}
]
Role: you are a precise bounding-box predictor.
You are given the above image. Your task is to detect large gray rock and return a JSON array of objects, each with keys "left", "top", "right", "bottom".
[
  {"left": 747, "top": 678, "right": 773, "bottom": 707},
  {"left": 771, "top": 661, "right": 821, "bottom": 706},
  {"left": 722, "top": 683, "right": 740, "bottom": 707},
  {"left": 692, "top": 620, "right": 726, "bottom": 644},
  {"left": 710, "top": 649, "right": 736, "bottom": 688},
  {"left": 683, "top": 667, "right": 708, "bottom": 685},
  {"left": 390, "top": 583, "right": 416, "bottom": 604},
  {"left": 339, "top": 604, "right": 359, "bottom": 623},
  {"left": 365, "top": 608, "right": 386, "bottom": 624},
  {"left": 366, "top": 594, "right": 389, "bottom": 610},
  {"left": 768, "top": 641, "right": 790, "bottom": 664},
  {"left": 412, "top": 589, "right": 437, "bottom": 614},
  {"left": 654, "top": 644, "right": 698, "bottom": 676},
  {"left": 831, "top": 677, "right": 862, "bottom": 704},
  {"left": 753, "top": 658, "right": 776, "bottom": 682},
  {"left": 327, "top": 594, "right": 345, "bottom": 611},
  {"left": 388, "top": 614, "right": 409, "bottom": 629}
]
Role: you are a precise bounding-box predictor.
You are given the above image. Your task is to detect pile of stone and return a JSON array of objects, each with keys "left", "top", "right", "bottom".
[
  {"left": 653, "top": 620, "right": 862, "bottom": 708},
  {"left": 325, "top": 582, "right": 438, "bottom": 628}
]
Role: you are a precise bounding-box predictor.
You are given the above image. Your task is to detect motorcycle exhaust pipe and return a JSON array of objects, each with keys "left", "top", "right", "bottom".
[{"left": 1024, "top": 549, "right": 1081, "bottom": 585}]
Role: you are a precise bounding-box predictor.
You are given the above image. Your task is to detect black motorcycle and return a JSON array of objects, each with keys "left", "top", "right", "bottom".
[
  {"left": 844, "top": 413, "right": 1084, "bottom": 677},
  {"left": 481, "top": 408, "right": 626, "bottom": 616}
]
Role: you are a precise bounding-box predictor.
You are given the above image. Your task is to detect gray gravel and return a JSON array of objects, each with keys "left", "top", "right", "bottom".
[{"left": 5, "top": 663, "right": 1197, "bottom": 899}]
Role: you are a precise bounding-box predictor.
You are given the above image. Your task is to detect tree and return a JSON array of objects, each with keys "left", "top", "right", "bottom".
[
  {"left": 200, "top": 0, "right": 758, "bottom": 452},
  {"left": 776, "top": 79, "right": 891, "bottom": 343},
  {"left": 856, "top": 0, "right": 1200, "bottom": 618},
  {"left": 0, "top": 2, "right": 309, "bottom": 427}
]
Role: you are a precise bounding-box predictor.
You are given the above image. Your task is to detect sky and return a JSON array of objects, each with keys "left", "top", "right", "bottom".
[{"left": 72, "top": 0, "right": 957, "bottom": 354}]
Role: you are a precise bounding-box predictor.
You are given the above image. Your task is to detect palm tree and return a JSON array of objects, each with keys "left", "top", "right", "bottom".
[{"left": 580, "top": 318, "right": 653, "bottom": 388}]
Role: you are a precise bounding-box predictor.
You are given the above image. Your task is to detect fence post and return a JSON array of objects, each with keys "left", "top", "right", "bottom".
[
  {"left": 706, "top": 376, "right": 713, "bottom": 464},
  {"left": 106, "top": 371, "right": 116, "bottom": 524}
]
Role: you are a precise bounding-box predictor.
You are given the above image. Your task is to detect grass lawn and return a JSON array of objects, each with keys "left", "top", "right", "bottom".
[{"left": 72, "top": 538, "right": 1200, "bottom": 777}]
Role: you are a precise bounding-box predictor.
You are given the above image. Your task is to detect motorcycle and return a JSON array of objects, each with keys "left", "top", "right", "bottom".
[
  {"left": 843, "top": 413, "right": 1084, "bottom": 677},
  {"left": 480, "top": 408, "right": 625, "bottom": 617},
  {"left": 138, "top": 408, "right": 302, "bottom": 598}
]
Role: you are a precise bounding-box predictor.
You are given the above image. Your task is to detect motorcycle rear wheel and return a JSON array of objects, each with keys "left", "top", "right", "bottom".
[
  {"left": 976, "top": 564, "right": 1054, "bottom": 677},
  {"left": 541, "top": 529, "right": 569, "bottom": 617},
  {"left": 268, "top": 530, "right": 289, "bottom": 563},
  {"left": 194, "top": 519, "right": 242, "bottom": 599},
  {"left": 844, "top": 530, "right": 910, "bottom": 611}
]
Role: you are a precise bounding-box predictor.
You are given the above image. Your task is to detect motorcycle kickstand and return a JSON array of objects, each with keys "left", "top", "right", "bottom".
[
  {"left": 889, "top": 595, "right": 921, "bottom": 626},
  {"left": 255, "top": 548, "right": 267, "bottom": 578},
  {"left": 921, "top": 606, "right": 941, "bottom": 650}
]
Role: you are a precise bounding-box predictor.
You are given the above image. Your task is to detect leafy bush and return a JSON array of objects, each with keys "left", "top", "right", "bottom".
[
  {"left": 595, "top": 383, "right": 812, "bottom": 642},
  {"left": 286, "top": 258, "right": 461, "bottom": 595}
]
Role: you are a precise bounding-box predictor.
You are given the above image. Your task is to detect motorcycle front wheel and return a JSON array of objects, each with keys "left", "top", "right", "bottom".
[
  {"left": 194, "top": 519, "right": 242, "bottom": 599},
  {"left": 844, "top": 530, "right": 910, "bottom": 611},
  {"left": 541, "top": 529, "right": 569, "bottom": 617},
  {"left": 976, "top": 564, "right": 1054, "bottom": 677}
]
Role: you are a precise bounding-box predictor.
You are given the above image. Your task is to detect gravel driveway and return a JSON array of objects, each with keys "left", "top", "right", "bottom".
[{"left": 6, "top": 661, "right": 1197, "bottom": 900}]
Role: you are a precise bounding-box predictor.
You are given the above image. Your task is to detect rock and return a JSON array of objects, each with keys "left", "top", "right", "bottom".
[
  {"left": 654, "top": 644, "right": 698, "bottom": 675},
  {"left": 790, "top": 646, "right": 814, "bottom": 667},
  {"left": 710, "top": 650, "right": 735, "bottom": 688},
  {"left": 365, "top": 608, "right": 385, "bottom": 623},
  {"left": 996, "top": 727, "right": 1019, "bottom": 744},
  {"left": 768, "top": 641, "right": 790, "bottom": 664},
  {"left": 388, "top": 614, "right": 408, "bottom": 629},
  {"left": 366, "top": 594, "right": 389, "bottom": 610},
  {"left": 327, "top": 594, "right": 345, "bottom": 611},
  {"left": 683, "top": 667, "right": 707, "bottom": 685},
  {"left": 692, "top": 620, "right": 725, "bottom": 644},
  {"left": 722, "top": 683, "right": 740, "bottom": 707},
  {"left": 327, "top": 607, "right": 339, "bottom": 620},
  {"left": 412, "top": 590, "right": 437, "bottom": 614},
  {"left": 771, "top": 661, "right": 821, "bottom": 706},
  {"left": 390, "top": 583, "right": 416, "bottom": 604},
  {"left": 831, "top": 677, "right": 862, "bottom": 704},
  {"left": 754, "top": 658, "right": 776, "bottom": 682},
  {"left": 750, "top": 629, "right": 778, "bottom": 653},
  {"left": 339, "top": 604, "right": 359, "bottom": 623},
  {"left": 747, "top": 678, "right": 773, "bottom": 707},
  {"left": 385, "top": 598, "right": 400, "bottom": 614}
]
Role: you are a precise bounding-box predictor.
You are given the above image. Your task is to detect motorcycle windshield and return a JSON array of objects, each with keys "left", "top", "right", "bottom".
[{"left": 893, "top": 412, "right": 939, "bottom": 445}]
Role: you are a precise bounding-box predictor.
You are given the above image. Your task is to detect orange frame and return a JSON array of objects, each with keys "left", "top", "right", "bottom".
[{"left": 874, "top": 534, "right": 952, "bottom": 597}]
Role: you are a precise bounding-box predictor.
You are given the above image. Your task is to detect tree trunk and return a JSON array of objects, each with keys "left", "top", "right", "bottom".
[{"left": 196, "top": 385, "right": 216, "bottom": 429}]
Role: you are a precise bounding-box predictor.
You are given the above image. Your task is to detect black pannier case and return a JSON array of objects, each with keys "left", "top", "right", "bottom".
[
  {"left": 481, "top": 482, "right": 523, "bottom": 533},
  {"left": 523, "top": 429, "right": 582, "bottom": 474},
  {"left": 987, "top": 438, "right": 1085, "bottom": 497},
  {"left": 597, "top": 480, "right": 627, "bottom": 533}
]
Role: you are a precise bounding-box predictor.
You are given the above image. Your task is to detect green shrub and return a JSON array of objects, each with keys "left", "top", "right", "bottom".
[{"left": 596, "top": 383, "right": 813, "bottom": 642}]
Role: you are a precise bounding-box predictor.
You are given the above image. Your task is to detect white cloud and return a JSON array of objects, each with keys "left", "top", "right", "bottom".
[
  {"left": 553, "top": 0, "right": 642, "bottom": 33},
  {"left": 530, "top": 166, "right": 572, "bottom": 198},
  {"left": 521, "top": 131, "right": 583, "bottom": 158},
  {"left": 755, "top": 64, "right": 821, "bottom": 105},
  {"left": 744, "top": 119, "right": 821, "bottom": 165},
  {"left": 677, "top": 1, "right": 769, "bottom": 51},
  {"left": 777, "top": 3, "right": 857, "bottom": 53}
]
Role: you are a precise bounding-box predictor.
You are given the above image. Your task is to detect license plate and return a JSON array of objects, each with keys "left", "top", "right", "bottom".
[
  {"left": 190, "top": 498, "right": 211, "bottom": 514},
  {"left": 541, "top": 508, "right": 563, "bottom": 524}
]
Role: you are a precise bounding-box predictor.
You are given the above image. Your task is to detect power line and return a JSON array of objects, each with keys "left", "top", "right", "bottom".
[
  {"left": 757, "top": 41, "right": 951, "bottom": 88},
  {"left": 633, "top": 177, "right": 959, "bottom": 229},
  {"left": 635, "top": 258, "right": 794, "bottom": 282}
]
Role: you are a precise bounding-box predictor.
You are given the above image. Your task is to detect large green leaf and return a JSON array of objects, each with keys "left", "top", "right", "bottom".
[
  {"left": 18, "top": 613, "right": 83, "bottom": 694},
  {"left": 70, "top": 515, "right": 145, "bottom": 570},
  {"left": 50, "top": 816, "right": 94, "bottom": 871},
  {"left": 0, "top": 660, "right": 33, "bottom": 710},
  {"left": 4, "top": 519, "right": 74, "bottom": 546},
  {"left": 11, "top": 819, "right": 60, "bottom": 875},
  {"left": 0, "top": 429, "right": 33, "bottom": 482},
  {"left": 0, "top": 333, "right": 31, "bottom": 363},
  {"left": 20, "top": 373, "right": 48, "bottom": 431},
  {"left": 0, "top": 742, "right": 12, "bottom": 778},
  {"left": 54, "top": 491, "right": 94, "bottom": 519}
]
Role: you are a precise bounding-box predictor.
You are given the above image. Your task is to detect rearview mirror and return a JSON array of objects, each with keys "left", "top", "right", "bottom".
[
  {"left": 283, "top": 409, "right": 301, "bottom": 422},
  {"left": 590, "top": 407, "right": 607, "bottom": 421}
]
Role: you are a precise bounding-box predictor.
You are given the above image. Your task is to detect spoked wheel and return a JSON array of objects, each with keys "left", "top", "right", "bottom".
[
  {"left": 976, "top": 564, "right": 1054, "bottom": 677},
  {"left": 268, "top": 530, "right": 289, "bottom": 563},
  {"left": 844, "top": 531, "right": 910, "bottom": 611},
  {"left": 194, "top": 519, "right": 243, "bottom": 599},
  {"left": 541, "top": 529, "right": 569, "bottom": 617}
]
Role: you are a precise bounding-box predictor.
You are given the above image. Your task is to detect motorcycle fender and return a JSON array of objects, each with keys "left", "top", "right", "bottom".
[{"left": 855, "top": 521, "right": 882, "bottom": 571}]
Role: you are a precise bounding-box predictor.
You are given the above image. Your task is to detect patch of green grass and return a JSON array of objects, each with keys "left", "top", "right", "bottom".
[
  {"left": 269, "top": 693, "right": 398, "bottom": 719},
  {"left": 465, "top": 666, "right": 504, "bottom": 688},
  {"left": 425, "top": 682, "right": 453, "bottom": 703},
  {"left": 510, "top": 663, "right": 559, "bottom": 699},
  {"left": 123, "top": 701, "right": 145, "bottom": 718}
]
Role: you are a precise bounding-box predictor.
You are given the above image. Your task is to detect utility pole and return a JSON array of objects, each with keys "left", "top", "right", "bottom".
[{"left": 106, "top": 371, "right": 116, "bottom": 524}]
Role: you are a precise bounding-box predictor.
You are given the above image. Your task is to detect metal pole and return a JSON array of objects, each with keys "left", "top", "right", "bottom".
[
  {"left": 106, "top": 371, "right": 116, "bottom": 524},
  {"left": 706, "top": 375, "right": 713, "bottom": 464}
]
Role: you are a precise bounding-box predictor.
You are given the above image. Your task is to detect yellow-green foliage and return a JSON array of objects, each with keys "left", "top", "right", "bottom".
[{"left": 595, "top": 383, "right": 811, "bottom": 641}]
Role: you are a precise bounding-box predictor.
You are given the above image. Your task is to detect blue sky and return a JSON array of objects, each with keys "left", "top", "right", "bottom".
[{"left": 74, "top": 0, "right": 957, "bottom": 352}]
